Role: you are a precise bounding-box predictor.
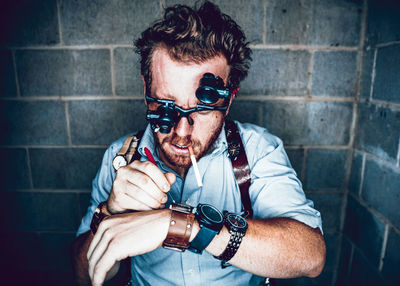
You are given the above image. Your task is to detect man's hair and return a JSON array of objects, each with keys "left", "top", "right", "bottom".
[{"left": 135, "top": 1, "right": 252, "bottom": 93}]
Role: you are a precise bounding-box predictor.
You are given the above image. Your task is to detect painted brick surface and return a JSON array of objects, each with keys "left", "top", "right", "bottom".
[
  {"left": 348, "top": 248, "right": 385, "bottom": 285},
  {"left": 0, "top": 100, "right": 68, "bottom": 146},
  {"left": 366, "top": 0, "right": 400, "bottom": 46},
  {"left": 240, "top": 49, "right": 310, "bottom": 96},
  {"left": 266, "top": 0, "right": 362, "bottom": 46},
  {"left": 165, "top": 0, "right": 264, "bottom": 44},
  {"left": 312, "top": 51, "right": 358, "bottom": 98},
  {"left": 114, "top": 48, "right": 143, "bottom": 96},
  {"left": 79, "top": 192, "right": 92, "bottom": 218},
  {"left": 324, "top": 233, "right": 340, "bottom": 270},
  {"left": 60, "top": 0, "right": 161, "bottom": 45},
  {"left": 382, "top": 229, "right": 400, "bottom": 286},
  {"left": 68, "top": 100, "right": 147, "bottom": 145},
  {"left": 262, "top": 101, "right": 353, "bottom": 146},
  {"left": 30, "top": 148, "right": 105, "bottom": 189},
  {"left": 285, "top": 148, "right": 304, "bottom": 178},
  {"left": 336, "top": 236, "right": 352, "bottom": 285},
  {"left": 362, "top": 157, "right": 400, "bottom": 227},
  {"left": 359, "top": 48, "right": 374, "bottom": 99},
  {"left": 373, "top": 44, "right": 400, "bottom": 103},
  {"left": 305, "top": 149, "right": 348, "bottom": 190},
  {"left": 16, "top": 49, "right": 111, "bottom": 96},
  {"left": 1, "top": 192, "right": 81, "bottom": 231},
  {"left": 0, "top": 148, "right": 30, "bottom": 190},
  {"left": 307, "top": 193, "right": 343, "bottom": 233},
  {"left": 0, "top": 50, "right": 17, "bottom": 97},
  {"left": 349, "top": 151, "right": 363, "bottom": 196},
  {"left": 0, "top": 0, "right": 59, "bottom": 46},
  {"left": 356, "top": 103, "right": 400, "bottom": 163},
  {"left": 344, "top": 196, "right": 385, "bottom": 267},
  {"left": 228, "top": 100, "right": 260, "bottom": 125}
]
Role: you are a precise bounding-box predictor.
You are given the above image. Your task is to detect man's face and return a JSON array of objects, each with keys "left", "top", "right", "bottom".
[{"left": 147, "top": 48, "right": 231, "bottom": 176}]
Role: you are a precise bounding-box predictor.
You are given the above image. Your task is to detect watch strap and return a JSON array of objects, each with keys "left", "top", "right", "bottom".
[
  {"left": 215, "top": 229, "right": 246, "bottom": 262},
  {"left": 163, "top": 203, "right": 195, "bottom": 252},
  {"left": 188, "top": 226, "right": 218, "bottom": 254},
  {"left": 90, "top": 202, "right": 111, "bottom": 234}
]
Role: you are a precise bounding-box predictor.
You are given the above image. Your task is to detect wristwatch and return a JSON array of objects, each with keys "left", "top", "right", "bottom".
[
  {"left": 90, "top": 202, "right": 112, "bottom": 234},
  {"left": 188, "top": 203, "right": 224, "bottom": 254},
  {"left": 163, "top": 203, "right": 195, "bottom": 252},
  {"left": 214, "top": 211, "right": 248, "bottom": 263}
]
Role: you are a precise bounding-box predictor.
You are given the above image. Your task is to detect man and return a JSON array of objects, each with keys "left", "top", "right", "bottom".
[{"left": 71, "top": 2, "right": 326, "bottom": 286}]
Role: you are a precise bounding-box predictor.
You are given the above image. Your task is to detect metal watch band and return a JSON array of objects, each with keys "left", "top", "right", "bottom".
[
  {"left": 215, "top": 229, "right": 246, "bottom": 262},
  {"left": 90, "top": 202, "right": 111, "bottom": 234},
  {"left": 163, "top": 203, "right": 195, "bottom": 252}
]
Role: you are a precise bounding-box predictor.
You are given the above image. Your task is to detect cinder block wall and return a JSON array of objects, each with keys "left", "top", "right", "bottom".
[
  {"left": 0, "top": 1, "right": 397, "bottom": 285},
  {"left": 337, "top": 1, "right": 400, "bottom": 285}
]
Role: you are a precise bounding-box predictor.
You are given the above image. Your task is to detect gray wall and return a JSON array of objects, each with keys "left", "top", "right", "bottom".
[{"left": 0, "top": 0, "right": 398, "bottom": 285}]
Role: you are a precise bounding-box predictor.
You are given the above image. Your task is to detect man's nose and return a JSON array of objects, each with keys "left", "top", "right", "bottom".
[{"left": 174, "top": 116, "right": 192, "bottom": 137}]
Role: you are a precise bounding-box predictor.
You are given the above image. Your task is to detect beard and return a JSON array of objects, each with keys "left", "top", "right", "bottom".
[{"left": 154, "top": 121, "right": 224, "bottom": 171}]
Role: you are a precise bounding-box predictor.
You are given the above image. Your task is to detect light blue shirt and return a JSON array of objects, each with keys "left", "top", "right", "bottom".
[{"left": 77, "top": 121, "right": 322, "bottom": 286}]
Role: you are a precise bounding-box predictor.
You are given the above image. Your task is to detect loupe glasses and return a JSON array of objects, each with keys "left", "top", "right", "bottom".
[{"left": 146, "top": 73, "right": 231, "bottom": 134}]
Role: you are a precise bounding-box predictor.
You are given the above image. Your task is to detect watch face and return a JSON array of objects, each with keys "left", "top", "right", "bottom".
[
  {"left": 226, "top": 213, "right": 247, "bottom": 229},
  {"left": 200, "top": 204, "right": 223, "bottom": 223},
  {"left": 113, "top": 155, "right": 127, "bottom": 170}
]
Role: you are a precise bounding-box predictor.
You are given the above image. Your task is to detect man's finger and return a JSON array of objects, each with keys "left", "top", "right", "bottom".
[
  {"left": 91, "top": 245, "right": 119, "bottom": 286},
  {"left": 129, "top": 161, "right": 172, "bottom": 193},
  {"left": 125, "top": 171, "right": 168, "bottom": 204}
]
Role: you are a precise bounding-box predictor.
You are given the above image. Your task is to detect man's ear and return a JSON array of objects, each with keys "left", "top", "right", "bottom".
[
  {"left": 224, "top": 87, "right": 239, "bottom": 117},
  {"left": 141, "top": 75, "right": 147, "bottom": 104}
]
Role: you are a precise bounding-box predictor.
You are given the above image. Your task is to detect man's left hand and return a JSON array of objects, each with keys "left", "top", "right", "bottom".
[{"left": 86, "top": 209, "right": 170, "bottom": 286}]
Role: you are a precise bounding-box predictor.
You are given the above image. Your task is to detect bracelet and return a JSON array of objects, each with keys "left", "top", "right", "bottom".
[
  {"left": 90, "top": 202, "right": 112, "bottom": 234},
  {"left": 163, "top": 203, "right": 195, "bottom": 252}
]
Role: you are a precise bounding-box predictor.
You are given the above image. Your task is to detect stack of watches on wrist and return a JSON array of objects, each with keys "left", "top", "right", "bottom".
[
  {"left": 214, "top": 211, "right": 248, "bottom": 265},
  {"left": 90, "top": 201, "right": 112, "bottom": 234}
]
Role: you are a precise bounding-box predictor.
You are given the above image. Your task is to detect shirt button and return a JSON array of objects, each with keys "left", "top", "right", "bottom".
[
  {"left": 188, "top": 269, "right": 194, "bottom": 275},
  {"left": 186, "top": 200, "right": 191, "bottom": 205}
]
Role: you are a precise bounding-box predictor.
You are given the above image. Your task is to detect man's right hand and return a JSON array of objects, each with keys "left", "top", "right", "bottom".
[{"left": 107, "top": 160, "right": 176, "bottom": 213}]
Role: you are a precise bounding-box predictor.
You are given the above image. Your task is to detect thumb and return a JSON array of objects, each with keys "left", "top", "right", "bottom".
[{"left": 165, "top": 172, "right": 176, "bottom": 188}]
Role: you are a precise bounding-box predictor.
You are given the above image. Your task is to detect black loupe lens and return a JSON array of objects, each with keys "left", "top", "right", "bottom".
[{"left": 196, "top": 86, "right": 219, "bottom": 104}]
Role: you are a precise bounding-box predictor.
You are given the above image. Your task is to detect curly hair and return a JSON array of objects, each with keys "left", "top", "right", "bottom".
[{"left": 135, "top": 1, "right": 252, "bottom": 93}]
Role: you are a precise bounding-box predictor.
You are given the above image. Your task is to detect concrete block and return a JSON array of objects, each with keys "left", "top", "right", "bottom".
[
  {"left": 114, "top": 48, "right": 143, "bottom": 96},
  {"left": 349, "top": 151, "right": 363, "bottom": 196},
  {"left": 349, "top": 248, "right": 385, "bottom": 285},
  {"left": 307, "top": 193, "right": 343, "bottom": 233},
  {"left": 1, "top": 192, "right": 81, "bottom": 231},
  {"left": 266, "top": 0, "right": 362, "bottom": 46},
  {"left": 68, "top": 100, "right": 147, "bottom": 145},
  {"left": 305, "top": 149, "right": 347, "bottom": 190},
  {"left": 30, "top": 148, "right": 105, "bottom": 189},
  {"left": 366, "top": 0, "right": 400, "bottom": 47},
  {"left": 285, "top": 148, "right": 304, "bottom": 178},
  {"left": 0, "top": 0, "right": 59, "bottom": 46},
  {"left": 324, "top": 233, "right": 341, "bottom": 270},
  {"left": 0, "top": 50, "right": 17, "bottom": 97},
  {"left": 362, "top": 157, "right": 400, "bottom": 228},
  {"left": 0, "top": 148, "right": 30, "bottom": 190},
  {"left": 227, "top": 100, "right": 260, "bottom": 125},
  {"left": 373, "top": 44, "right": 400, "bottom": 103},
  {"left": 79, "top": 192, "right": 91, "bottom": 218},
  {"left": 164, "top": 0, "right": 264, "bottom": 44},
  {"left": 16, "top": 49, "right": 111, "bottom": 96},
  {"left": 241, "top": 49, "right": 310, "bottom": 96},
  {"left": 312, "top": 51, "right": 358, "bottom": 98},
  {"left": 60, "top": 0, "right": 161, "bottom": 45},
  {"left": 344, "top": 196, "right": 385, "bottom": 267},
  {"left": 263, "top": 101, "right": 353, "bottom": 146},
  {"left": 0, "top": 100, "right": 68, "bottom": 145},
  {"left": 360, "top": 48, "right": 375, "bottom": 99},
  {"left": 336, "top": 236, "right": 352, "bottom": 285},
  {"left": 356, "top": 103, "right": 400, "bottom": 163},
  {"left": 40, "top": 233, "right": 75, "bottom": 270},
  {"left": 382, "top": 229, "right": 400, "bottom": 286}
]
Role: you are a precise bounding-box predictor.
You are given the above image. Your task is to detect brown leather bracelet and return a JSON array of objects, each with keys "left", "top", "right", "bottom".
[
  {"left": 163, "top": 203, "right": 195, "bottom": 252},
  {"left": 90, "top": 202, "right": 112, "bottom": 234}
]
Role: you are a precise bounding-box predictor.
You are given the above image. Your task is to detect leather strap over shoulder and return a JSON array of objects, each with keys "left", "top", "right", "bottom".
[{"left": 224, "top": 119, "right": 253, "bottom": 219}]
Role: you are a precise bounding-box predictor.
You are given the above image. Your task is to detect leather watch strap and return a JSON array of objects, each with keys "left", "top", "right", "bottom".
[
  {"left": 163, "top": 203, "right": 195, "bottom": 252},
  {"left": 224, "top": 119, "right": 253, "bottom": 218},
  {"left": 90, "top": 202, "right": 111, "bottom": 234}
]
